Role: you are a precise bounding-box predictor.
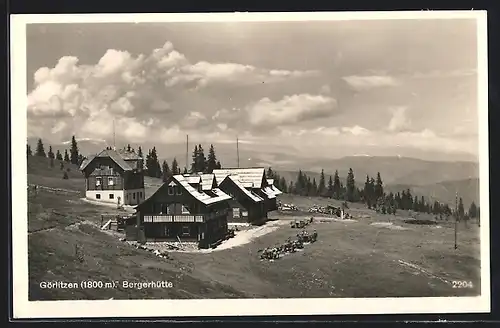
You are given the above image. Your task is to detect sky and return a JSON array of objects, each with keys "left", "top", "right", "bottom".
[{"left": 25, "top": 19, "right": 480, "bottom": 161}]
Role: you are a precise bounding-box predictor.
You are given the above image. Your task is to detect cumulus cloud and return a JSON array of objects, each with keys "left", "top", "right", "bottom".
[
  {"left": 387, "top": 106, "right": 411, "bottom": 132},
  {"left": 27, "top": 41, "right": 318, "bottom": 142},
  {"left": 342, "top": 75, "right": 400, "bottom": 91},
  {"left": 247, "top": 94, "right": 337, "bottom": 127}
]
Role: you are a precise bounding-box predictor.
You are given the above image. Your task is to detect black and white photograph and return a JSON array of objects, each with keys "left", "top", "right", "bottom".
[{"left": 11, "top": 11, "right": 489, "bottom": 318}]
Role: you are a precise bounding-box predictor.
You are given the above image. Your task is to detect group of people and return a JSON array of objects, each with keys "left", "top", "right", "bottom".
[{"left": 260, "top": 229, "right": 318, "bottom": 260}]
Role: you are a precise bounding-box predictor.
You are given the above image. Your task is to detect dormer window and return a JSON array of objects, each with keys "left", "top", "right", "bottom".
[
  {"left": 96, "top": 177, "right": 102, "bottom": 186},
  {"left": 176, "top": 187, "right": 182, "bottom": 195},
  {"left": 108, "top": 177, "right": 114, "bottom": 186},
  {"left": 168, "top": 187, "right": 174, "bottom": 195}
]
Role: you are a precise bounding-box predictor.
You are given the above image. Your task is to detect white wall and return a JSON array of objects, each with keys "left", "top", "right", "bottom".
[{"left": 86, "top": 190, "right": 125, "bottom": 205}]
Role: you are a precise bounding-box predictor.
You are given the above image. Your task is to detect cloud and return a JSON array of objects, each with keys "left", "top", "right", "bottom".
[
  {"left": 179, "top": 111, "right": 208, "bottom": 129},
  {"left": 412, "top": 68, "right": 477, "bottom": 79},
  {"left": 342, "top": 75, "right": 400, "bottom": 91},
  {"left": 27, "top": 41, "right": 319, "bottom": 143},
  {"left": 387, "top": 106, "right": 411, "bottom": 132},
  {"left": 247, "top": 94, "right": 337, "bottom": 127}
]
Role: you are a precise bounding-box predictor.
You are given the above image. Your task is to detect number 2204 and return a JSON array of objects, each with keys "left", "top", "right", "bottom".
[{"left": 452, "top": 280, "right": 473, "bottom": 288}]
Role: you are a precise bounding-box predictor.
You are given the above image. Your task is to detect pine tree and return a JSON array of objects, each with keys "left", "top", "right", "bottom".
[
  {"left": 206, "top": 144, "right": 217, "bottom": 173},
  {"left": 196, "top": 144, "right": 206, "bottom": 173},
  {"left": 70, "top": 136, "right": 79, "bottom": 165},
  {"left": 183, "top": 167, "right": 188, "bottom": 174},
  {"left": 374, "top": 172, "right": 384, "bottom": 201},
  {"left": 162, "top": 160, "right": 171, "bottom": 182},
  {"left": 267, "top": 167, "right": 274, "bottom": 179},
  {"left": 413, "top": 196, "right": 419, "bottom": 212},
  {"left": 364, "top": 175, "right": 373, "bottom": 207},
  {"left": 468, "top": 201, "right": 478, "bottom": 218},
  {"left": 288, "top": 181, "right": 294, "bottom": 194},
  {"left": 63, "top": 149, "right": 70, "bottom": 162},
  {"left": 215, "top": 160, "right": 222, "bottom": 169},
  {"left": 318, "top": 169, "right": 326, "bottom": 197},
  {"left": 56, "top": 150, "right": 63, "bottom": 161},
  {"left": 35, "top": 138, "right": 46, "bottom": 157},
  {"left": 47, "top": 146, "right": 55, "bottom": 159},
  {"left": 191, "top": 145, "right": 198, "bottom": 173},
  {"left": 433, "top": 201, "right": 440, "bottom": 214},
  {"left": 346, "top": 168, "right": 356, "bottom": 202},
  {"left": 171, "top": 158, "right": 179, "bottom": 175},
  {"left": 62, "top": 171, "right": 69, "bottom": 179},
  {"left": 327, "top": 175, "right": 334, "bottom": 198},
  {"left": 127, "top": 144, "right": 131, "bottom": 152},
  {"left": 26, "top": 144, "right": 32, "bottom": 156},
  {"left": 458, "top": 197, "right": 465, "bottom": 220},
  {"left": 311, "top": 178, "right": 318, "bottom": 196},
  {"left": 420, "top": 196, "right": 426, "bottom": 212},
  {"left": 279, "top": 177, "right": 287, "bottom": 193},
  {"left": 333, "top": 170, "right": 341, "bottom": 199},
  {"left": 138, "top": 146, "right": 143, "bottom": 158}
]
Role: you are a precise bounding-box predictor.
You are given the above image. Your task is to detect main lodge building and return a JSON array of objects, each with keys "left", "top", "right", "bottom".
[
  {"left": 80, "top": 148, "right": 145, "bottom": 206},
  {"left": 132, "top": 167, "right": 283, "bottom": 249}
]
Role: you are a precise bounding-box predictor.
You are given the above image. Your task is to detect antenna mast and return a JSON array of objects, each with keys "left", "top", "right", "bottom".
[
  {"left": 454, "top": 190, "right": 458, "bottom": 249},
  {"left": 186, "top": 134, "right": 189, "bottom": 174},
  {"left": 113, "top": 119, "right": 116, "bottom": 150},
  {"left": 236, "top": 136, "right": 240, "bottom": 168}
]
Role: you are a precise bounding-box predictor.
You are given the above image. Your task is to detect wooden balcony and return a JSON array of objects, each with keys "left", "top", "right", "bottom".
[{"left": 143, "top": 209, "right": 228, "bottom": 223}]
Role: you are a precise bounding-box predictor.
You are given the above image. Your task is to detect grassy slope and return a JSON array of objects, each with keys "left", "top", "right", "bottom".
[{"left": 27, "top": 156, "right": 481, "bottom": 300}]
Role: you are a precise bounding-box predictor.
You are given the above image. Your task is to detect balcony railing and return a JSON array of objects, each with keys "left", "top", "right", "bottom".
[{"left": 143, "top": 209, "right": 228, "bottom": 223}]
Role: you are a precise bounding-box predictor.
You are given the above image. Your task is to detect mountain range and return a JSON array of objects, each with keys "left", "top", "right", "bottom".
[{"left": 27, "top": 137, "right": 481, "bottom": 207}]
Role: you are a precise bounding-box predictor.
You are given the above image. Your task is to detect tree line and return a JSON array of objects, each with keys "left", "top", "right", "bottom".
[
  {"left": 266, "top": 167, "right": 480, "bottom": 221},
  {"left": 27, "top": 136, "right": 85, "bottom": 167}
]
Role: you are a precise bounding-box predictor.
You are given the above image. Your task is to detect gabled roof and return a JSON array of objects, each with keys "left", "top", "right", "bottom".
[
  {"left": 171, "top": 175, "right": 231, "bottom": 205},
  {"left": 213, "top": 168, "right": 266, "bottom": 188},
  {"left": 223, "top": 175, "right": 263, "bottom": 203},
  {"left": 200, "top": 174, "right": 216, "bottom": 191},
  {"left": 80, "top": 149, "right": 133, "bottom": 172},
  {"left": 116, "top": 148, "right": 142, "bottom": 160},
  {"left": 185, "top": 175, "right": 201, "bottom": 184},
  {"left": 269, "top": 185, "right": 283, "bottom": 195},
  {"left": 262, "top": 186, "right": 277, "bottom": 199}
]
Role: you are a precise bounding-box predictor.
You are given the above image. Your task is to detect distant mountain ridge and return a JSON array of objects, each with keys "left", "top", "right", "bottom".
[{"left": 27, "top": 137, "right": 480, "bottom": 206}]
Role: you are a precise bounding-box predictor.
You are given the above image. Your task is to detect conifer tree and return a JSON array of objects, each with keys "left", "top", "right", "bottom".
[
  {"left": 468, "top": 201, "right": 478, "bottom": 218},
  {"left": 127, "top": 144, "right": 131, "bottom": 152},
  {"left": 345, "top": 168, "right": 356, "bottom": 202},
  {"left": 47, "top": 146, "right": 55, "bottom": 159},
  {"left": 374, "top": 172, "right": 384, "bottom": 201},
  {"left": 26, "top": 144, "right": 32, "bottom": 156},
  {"left": 267, "top": 167, "right": 274, "bottom": 179},
  {"left": 183, "top": 167, "right": 188, "bottom": 174},
  {"left": 162, "top": 160, "right": 171, "bottom": 182},
  {"left": 70, "top": 136, "right": 79, "bottom": 165},
  {"left": 35, "top": 138, "right": 46, "bottom": 157},
  {"left": 196, "top": 144, "right": 206, "bottom": 173},
  {"left": 327, "top": 175, "right": 334, "bottom": 198},
  {"left": 63, "top": 149, "right": 70, "bottom": 162},
  {"left": 171, "top": 158, "right": 179, "bottom": 175},
  {"left": 458, "top": 197, "right": 465, "bottom": 220},
  {"left": 319, "top": 169, "right": 326, "bottom": 197},
  {"left": 138, "top": 146, "right": 143, "bottom": 158},
  {"left": 215, "top": 160, "right": 222, "bottom": 169},
  {"left": 333, "top": 170, "right": 341, "bottom": 199},
  {"left": 206, "top": 144, "right": 218, "bottom": 173},
  {"left": 312, "top": 178, "right": 318, "bottom": 197},
  {"left": 413, "top": 196, "right": 419, "bottom": 212},
  {"left": 56, "top": 150, "right": 63, "bottom": 161},
  {"left": 191, "top": 145, "right": 199, "bottom": 173}
]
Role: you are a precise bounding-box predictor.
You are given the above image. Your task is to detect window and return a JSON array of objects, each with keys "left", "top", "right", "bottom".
[
  {"left": 109, "top": 194, "right": 114, "bottom": 199},
  {"left": 176, "top": 187, "right": 182, "bottom": 195},
  {"left": 108, "top": 177, "right": 114, "bottom": 186},
  {"left": 96, "top": 194, "right": 101, "bottom": 199},
  {"left": 182, "top": 226, "right": 190, "bottom": 236},
  {"left": 96, "top": 177, "right": 102, "bottom": 186},
  {"left": 168, "top": 187, "right": 174, "bottom": 195},
  {"left": 181, "top": 205, "right": 190, "bottom": 214}
]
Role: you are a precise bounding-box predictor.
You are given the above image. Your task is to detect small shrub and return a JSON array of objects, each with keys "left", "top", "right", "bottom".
[{"left": 63, "top": 171, "right": 69, "bottom": 179}]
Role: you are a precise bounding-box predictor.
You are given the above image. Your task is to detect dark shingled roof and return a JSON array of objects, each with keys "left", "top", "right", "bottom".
[{"left": 80, "top": 149, "right": 133, "bottom": 171}]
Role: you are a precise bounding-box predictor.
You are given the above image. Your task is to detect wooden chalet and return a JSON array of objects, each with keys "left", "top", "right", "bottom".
[
  {"left": 213, "top": 168, "right": 283, "bottom": 224},
  {"left": 134, "top": 174, "right": 232, "bottom": 249},
  {"left": 79, "top": 148, "right": 145, "bottom": 206}
]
